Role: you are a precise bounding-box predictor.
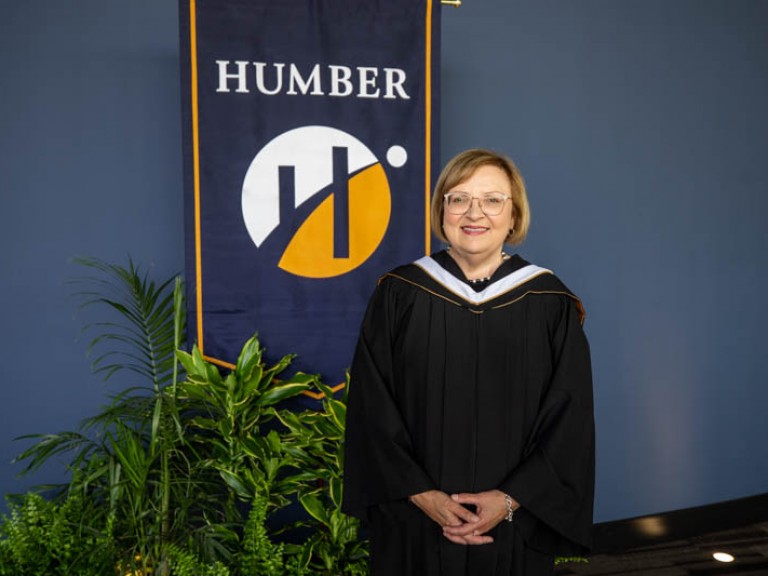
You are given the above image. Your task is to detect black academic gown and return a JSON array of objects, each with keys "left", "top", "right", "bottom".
[{"left": 342, "top": 252, "right": 595, "bottom": 576}]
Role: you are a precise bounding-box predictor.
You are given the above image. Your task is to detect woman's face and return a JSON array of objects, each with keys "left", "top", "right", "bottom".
[{"left": 442, "top": 164, "right": 515, "bottom": 260}]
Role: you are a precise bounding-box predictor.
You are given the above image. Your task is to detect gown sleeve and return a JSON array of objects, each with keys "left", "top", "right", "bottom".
[
  {"left": 342, "top": 278, "right": 436, "bottom": 519},
  {"left": 498, "top": 295, "right": 595, "bottom": 556}
]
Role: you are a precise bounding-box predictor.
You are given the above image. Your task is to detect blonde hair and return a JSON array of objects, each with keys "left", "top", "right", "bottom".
[{"left": 430, "top": 149, "right": 530, "bottom": 246}]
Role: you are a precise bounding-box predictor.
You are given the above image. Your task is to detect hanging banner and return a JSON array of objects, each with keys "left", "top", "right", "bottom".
[{"left": 179, "top": 0, "right": 440, "bottom": 392}]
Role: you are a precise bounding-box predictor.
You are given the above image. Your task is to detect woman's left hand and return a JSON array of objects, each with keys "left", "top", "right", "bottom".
[{"left": 441, "top": 489, "right": 517, "bottom": 545}]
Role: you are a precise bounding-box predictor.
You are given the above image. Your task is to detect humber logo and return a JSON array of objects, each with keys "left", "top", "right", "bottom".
[{"left": 242, "top": 126, "right": 407, "bottom": 278}]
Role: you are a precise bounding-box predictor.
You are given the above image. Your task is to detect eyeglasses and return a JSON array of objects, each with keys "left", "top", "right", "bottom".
[{"left": 443, "top": 192, "right": 512, "bottom": 216}]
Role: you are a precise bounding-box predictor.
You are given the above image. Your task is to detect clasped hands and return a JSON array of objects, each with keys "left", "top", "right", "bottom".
[{"left": 409, "top": 489, "right": 518, "bottom": 545}]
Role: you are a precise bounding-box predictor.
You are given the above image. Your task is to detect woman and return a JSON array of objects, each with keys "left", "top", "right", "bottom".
[{"left": 343, "top": 149, "right": 594, "bottom": 575}]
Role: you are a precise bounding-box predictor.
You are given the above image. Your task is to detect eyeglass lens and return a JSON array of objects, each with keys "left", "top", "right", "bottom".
[{"left": 445, "top": 194, "right": 508, "bottom": 215}]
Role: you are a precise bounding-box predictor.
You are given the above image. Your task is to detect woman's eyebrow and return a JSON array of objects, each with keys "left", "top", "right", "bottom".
[{"left": 448, "top": 189, "right": 506, "bottom": 195}]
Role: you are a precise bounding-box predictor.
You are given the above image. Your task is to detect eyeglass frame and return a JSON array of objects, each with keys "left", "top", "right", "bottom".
[{"left": 442, "top": 192, "right": 513, "bottom": 216}]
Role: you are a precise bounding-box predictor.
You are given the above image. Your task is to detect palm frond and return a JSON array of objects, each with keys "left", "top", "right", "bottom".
[{"left": 68, "top": 256, "right": 184, "bottom": 391}]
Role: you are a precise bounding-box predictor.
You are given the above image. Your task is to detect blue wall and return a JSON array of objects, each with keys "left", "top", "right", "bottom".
[
  {"left": 1, "top": 1, "right": 184, "bottom": 502},
  {"left": 2, "top": 1, "right": 767, "bottom": 523}
]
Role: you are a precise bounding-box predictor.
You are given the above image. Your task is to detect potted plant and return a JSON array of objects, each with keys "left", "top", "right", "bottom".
[{"left": 1, "top": 257, "right": 368, "bottom": 575}]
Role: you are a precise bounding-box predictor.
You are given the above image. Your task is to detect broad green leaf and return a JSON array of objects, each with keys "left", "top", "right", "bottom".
[
  {"left": 205, "top": 360, "right": 223, "bottom": 385},
  {"left": 266, "top": 429, "right": 282, "bottom": 453},
  {"left": 175, "top": 349, "right": 199, "bottom": 376},
  {"left": 239, "top": 436, "right": 263, "bottom": 460},
  {"left": 297, "top": 536, "right": 315, "bottom": 569},
  {"left": 299, "top": 493, "right": 329, "bottom": 526},
  {"left": 314, "top": 379, "right": 334, "bottom": 400},
  {"left": 264, "top": 457, "right": 282, "bottom": 481},
  {"left": 274, "top": 409, "right": 303, "bottom": 431},
  {"left": 235, "top": 334, "right": 263, "bottom": 381},
  {"left": 239, "top": 364, "right": 263, "bottom": 401},
  {"left": 216, "top": 418, "right": 233, "bottom": 438},
  {"left": 187, "top": 416, "right": 218, "bottom": 431},
  {"left": 192, "top": 346, "right": 209, "bottom": 376},
  {"left": 283, "top": 470, "right": 319, "bottom": 483},
  {"left": 327, "top": 398, "right": 347, "bottom": 430},
  {"left": 261, "top": 353, "right": 296, "bottom": 383},
  {"left": 256, "top": 382, "right": 311, "bottom": 406},
  {"left": 219, "top": 470, "right": 250, "bottom": 500},
  {"left": 284, "top": 371, "right": 321, "bottom": 387},
  {"left": 329, "top": 476, "right": 343, "bottom": 509},
  {"left": 330, "top": 508, "right": 343, "bottom": 540}
]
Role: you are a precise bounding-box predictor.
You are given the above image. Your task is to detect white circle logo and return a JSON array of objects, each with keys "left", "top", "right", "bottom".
[{"left": 242, "top": 126, "right": 397, "bottom": 278}]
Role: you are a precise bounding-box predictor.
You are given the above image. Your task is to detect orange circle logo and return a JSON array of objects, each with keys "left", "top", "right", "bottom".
[{"left": 242, "top": 126, "right": 404, "bottom": 278}]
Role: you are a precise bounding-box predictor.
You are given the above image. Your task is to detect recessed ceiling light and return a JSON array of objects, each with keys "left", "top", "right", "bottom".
[{"left": 713, "top": 552, "right": 735, "bottom": 563}]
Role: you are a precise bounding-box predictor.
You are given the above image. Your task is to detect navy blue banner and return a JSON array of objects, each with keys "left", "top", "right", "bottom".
[{"left": 179, "top": 0, "right": 441, "bottom": 393}]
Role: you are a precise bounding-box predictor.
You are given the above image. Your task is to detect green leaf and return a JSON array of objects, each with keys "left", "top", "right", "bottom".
[
  {"left": 258, "top": 354, "right": 297, "bottom": 390},
  {"left": 282, "top": 470, "right": 319, "bottom": 484},
  {"left": 150, "top": 395, "right": 163, "bottom": 452},
  {"left": 284, "top": 371, "right": 321, "bottom": 388},
  {"left": 216, "top": 418, "right": 233, "bottom": 438},
  {"left": 187, "top": 416, "right": 218, "bottom": 431},
  {"left": 175, "top": 349, "right": 198, "bottom": 376},
  {"left": 274, "top": 408, "right": 303, "bottom": 431},
  {"left": 185, "top": 346, "right": 210, "bottom": 379},
  {"left": 265, "top": 429, "right": 282, "bottom": 453},
  {"left": 69, "top": 257, "right": 183, "bottom": 392},
  {"left": 298, "top": 536, "right": 315, "bottom": 570},
  {"left": 299, "top": 493, "right": 329, "bottom": 526},
  {"left": 264, "top": 458, "right": 282, "bottom": 482},
  {"left": 239, "top": 363, "right": 263, "bottom": 402},
  {"left": 314, "top": 379, "right": 335, "bottom": 400},
  {"left": 235, "top": 334, "right": 263, "bottom": 379},
  {"left": 219, "top": 470, "right": 250, "bottom": 500},
  {"left": 205, "top": 359, "right": 223, "bottom": 385},
  {"left": 256, "top": 382, "right": 311, "bottom": 406},
  {"left": 329, "top": 508, "right": 343, "bottom": 540},
  {"left": 329, "top": 476, "right": 343, "bottom": 509},
  {"left": 240, "top": 436, "right": 267, "bottom": 460},
  {"left": 327, "top": 398, "right": 347, "bottom": 431}
]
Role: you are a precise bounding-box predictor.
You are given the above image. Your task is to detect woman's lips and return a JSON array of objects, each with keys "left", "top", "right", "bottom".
[{"left": 461, "top": 226, "right": 488, "bottom": 235}]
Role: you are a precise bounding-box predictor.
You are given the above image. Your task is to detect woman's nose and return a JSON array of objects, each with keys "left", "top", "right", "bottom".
[{"left": 466, "top": 197, "right": 484, "bottom": 217}]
